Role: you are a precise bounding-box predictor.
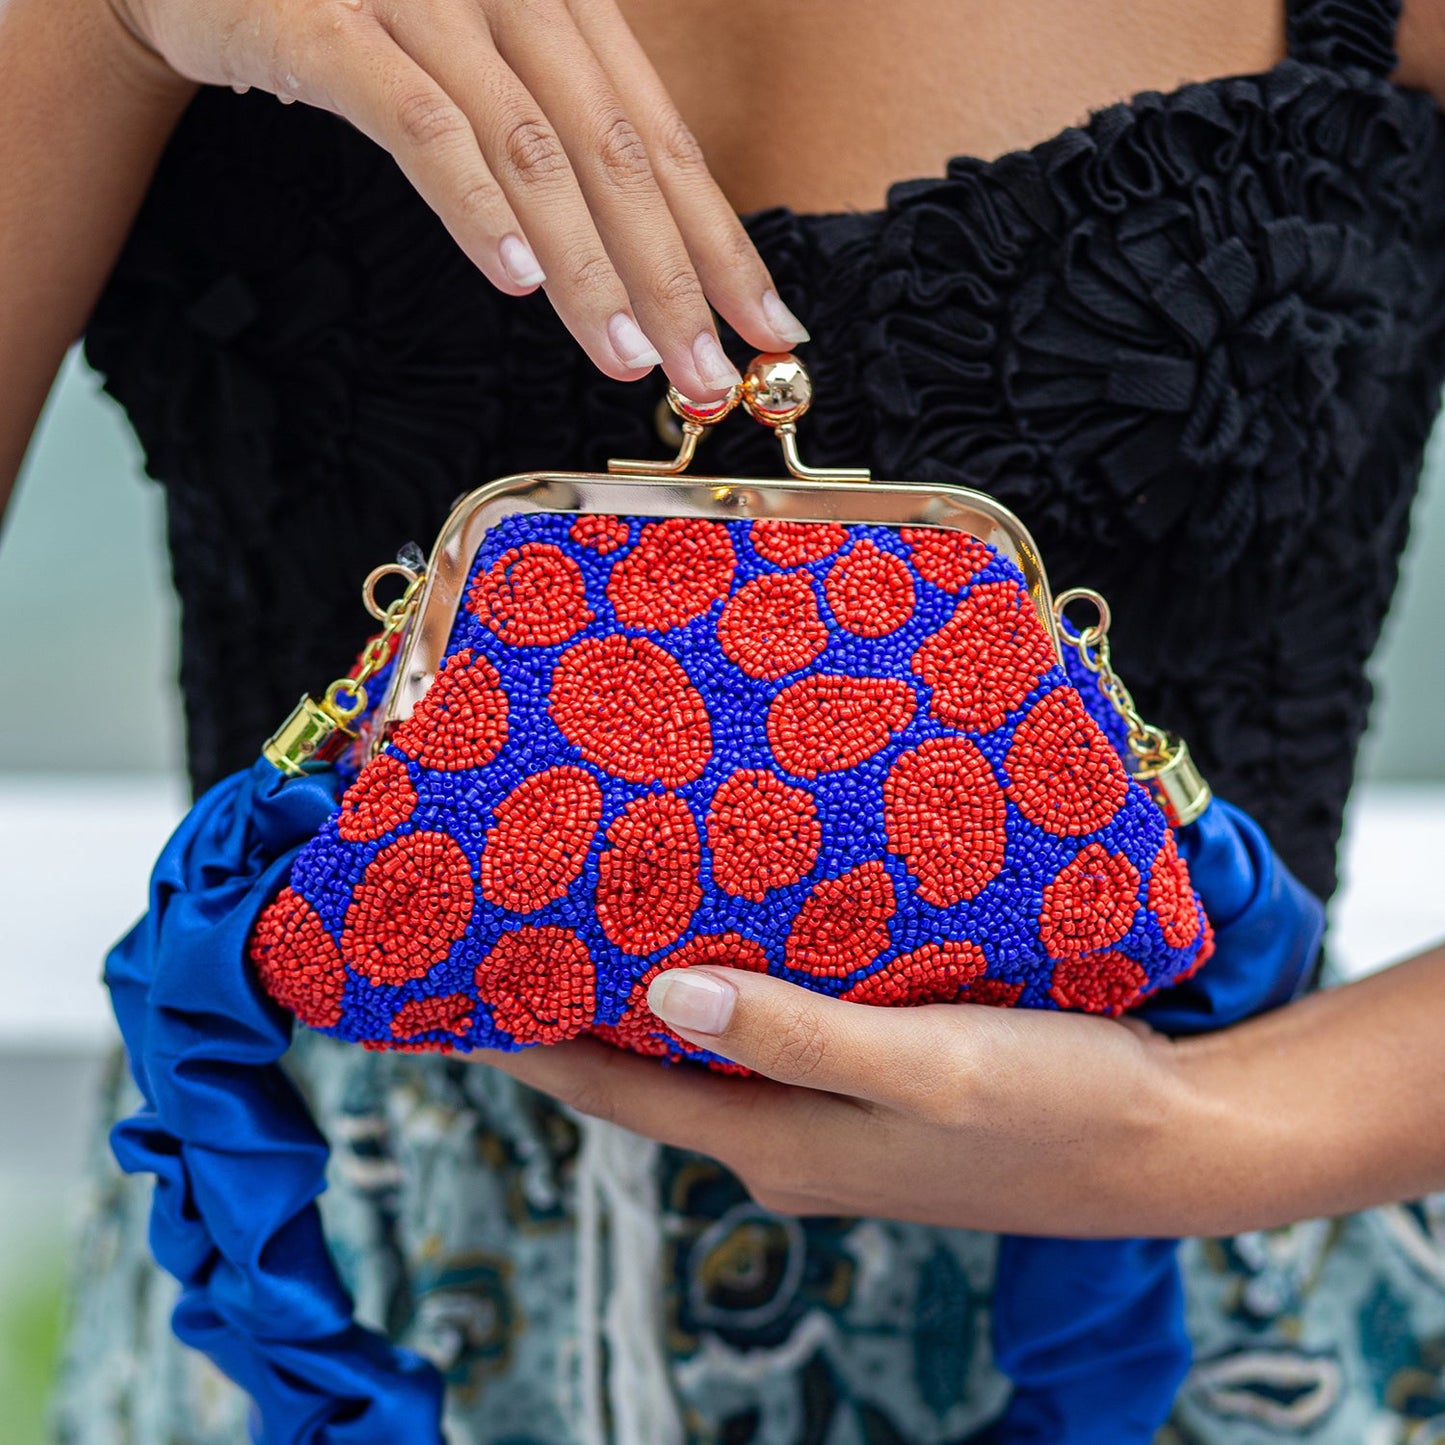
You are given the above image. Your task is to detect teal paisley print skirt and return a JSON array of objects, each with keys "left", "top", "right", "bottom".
[{"left": 55, "top": 1012, "right": 1445, "bottom": 1444}]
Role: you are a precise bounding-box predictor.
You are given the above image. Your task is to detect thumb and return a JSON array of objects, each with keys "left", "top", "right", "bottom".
[{"left": 646, "top": 966, "right": 944, "bottom": 1100}]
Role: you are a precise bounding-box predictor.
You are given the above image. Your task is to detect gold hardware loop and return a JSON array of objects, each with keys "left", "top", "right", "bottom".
[
  {"left": 1054, "top": 586, "right": 1173, "bottom": 769},
  {"left": 363, "top": 562, "right": 423, "bottom": 621},
  {"left": 1053, "top": 587, "right": 1112, "bottom": 654},
  {"left": 324, "top": 678, "right": 368, "bottom": 723}
]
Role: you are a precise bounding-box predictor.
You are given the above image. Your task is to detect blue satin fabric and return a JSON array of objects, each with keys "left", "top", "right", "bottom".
[
  {"left": 105, "top": 760, "right": 1320, "bottom": 1444},
  {"left": 104, "top": 758, "right": 446, "bottom": 1444},
  {"left": 989, "top": 797, "right": 1326, "bottom": 1442}
]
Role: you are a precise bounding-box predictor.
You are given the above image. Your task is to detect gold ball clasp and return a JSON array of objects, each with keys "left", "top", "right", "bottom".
[{"left": 741, "top": 352, "right": 812, "bottom": 427}]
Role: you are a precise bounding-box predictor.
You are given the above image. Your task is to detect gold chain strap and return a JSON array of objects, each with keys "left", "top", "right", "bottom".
[
  {"left": 263, "top": 562, "right": 426, "bottom": 777},
  {"left": 1053, "top": 587, "right": 1212, "bottom": 827}
]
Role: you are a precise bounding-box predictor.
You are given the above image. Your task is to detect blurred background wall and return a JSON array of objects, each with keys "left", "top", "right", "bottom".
[{"left": 1, "top": 352, "right": 1442, "bottom": 1440}]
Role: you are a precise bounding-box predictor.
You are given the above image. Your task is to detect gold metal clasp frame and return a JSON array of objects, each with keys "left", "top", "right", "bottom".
[{"left": 372, "top": 352, "right": 1060, "bottom": 753}]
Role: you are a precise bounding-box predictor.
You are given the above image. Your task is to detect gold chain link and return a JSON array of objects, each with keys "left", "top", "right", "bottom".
[
  {"left": 323, "top": 566, "right": 426, "bottom": 723},
  {"left": 1053, "top": 587, "right": 1175, "bottom": 771}
]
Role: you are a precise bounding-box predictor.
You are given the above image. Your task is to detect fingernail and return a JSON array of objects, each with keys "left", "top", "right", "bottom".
[
  {"left": 499, "top": 233, "right": 546, "bottom": 288},
  {"left": 648, "top": 970, "right": 735, "bottom": 1035},
  {"left": 608, "top": 312, "right": 664, "bottom": 370},
  {"left": 761, "top": 289, "right": 810, "bottom": 344},
  {"left": 692, "top": 331, "right": 743, "bottom": 391}
]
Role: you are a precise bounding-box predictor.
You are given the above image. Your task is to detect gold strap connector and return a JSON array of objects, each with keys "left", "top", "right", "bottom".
[
  {"left": 263, "top": 694, "right": 361, "bottom": 777},
  {"left": 262, "top": 561, "right": 425, "bottom": 776},
  {"left": 1054, "top": 588, "right": 1213, "bottom": 828}
]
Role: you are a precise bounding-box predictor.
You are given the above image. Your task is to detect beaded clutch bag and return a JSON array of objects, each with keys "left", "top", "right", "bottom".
[{"left": 247, "top": 353, "right": 1216, "bottom": 1066}]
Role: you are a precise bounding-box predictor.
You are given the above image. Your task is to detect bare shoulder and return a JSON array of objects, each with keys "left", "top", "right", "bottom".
[{"left": 1397, "top": 0, "right": 1445, "bottom": 105}]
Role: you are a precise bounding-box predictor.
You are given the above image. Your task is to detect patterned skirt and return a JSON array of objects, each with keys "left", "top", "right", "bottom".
[{"left": 54, "top": 979, "right": 1445, "bottom": 1444}]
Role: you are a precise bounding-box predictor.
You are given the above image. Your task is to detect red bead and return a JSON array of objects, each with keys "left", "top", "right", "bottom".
[
  {"left": 841, "top": 939, "right": 988, "bottom": 1005},
  {"left": 717, "top": 572, "right": 828, "bottom": 680},
  {"left": 392, "top": 649, "right": 509, "bottom": 772},
  {"left": 475, "top": 926, "right": 596, "bottom": 1043},
  {"left": 468, "top": 541, "right": 593, "bottom": 646},
  {"left": 912, "top": 581, "right": 1056, "bottom": 733},
  {"left": 1049, "top": 951, "right": 1149, "bottom": 1016},
  {"left": 1038, "top": 843, "right": 1140, "bottom": 958},
  {"left": 883, "top": 737, "right": 1007, "bottom": 905},
  {"left": 767, "top": 674, "right": 915, "bottom": 780},
  {"left": 1147, "top": 831, "right": 1204, "bottom": 948},
  {"left": 337, "top": 754, "right": 417, "bottom": 843},
  {"left": 750, "top": 519, "right": 848, "bottom": 568},
  {"left": 706, "top": 769, "right": 821, "bottom": 902},
  {"left": 391, "top": 993, "right": 474, "bottom": 1041},
  {"left": 606, "top": 518, "right": 735, "bottom": 631},
  {"left": 570, "top": 514, "right": 630, "bottom": 555},
  {"left": 596, "top": 792, "right": 703, "bottom": 955},
  {"left": 479, "top": 766, "right": 602, "bottom": 913},
  {"left": 825, "top": 541, "right": 915, "bottom": 638},
  {"left": 341, "top": 831, "right": 475, "bottom": 985},
  {"left": 786, "top": 861, "right": 896, "bottom": 977},
  {"left": 249, "top": 887, "right": 348, "bottom": 1029},
  {"left": 900, "top": 527, "right": 993, "bottom": 592},
  {"left": 957, "top": 976, "right": 1025, "bottom": 1007},
  {"left": 550, "top": 634, "right": 712, "bottom": 786},
  {"left": 1004, "top": 688, "right": 1129, "bottom": 836}
]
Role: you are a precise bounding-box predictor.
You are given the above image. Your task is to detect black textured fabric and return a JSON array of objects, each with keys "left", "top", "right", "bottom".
[{"left": 85, "top": 4, "right": 1445, "bottom": 905}]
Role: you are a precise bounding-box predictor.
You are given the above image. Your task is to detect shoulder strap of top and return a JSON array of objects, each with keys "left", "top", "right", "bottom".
[{"left": 1286, "top": 0, "right": 1401, "bottom": 75}]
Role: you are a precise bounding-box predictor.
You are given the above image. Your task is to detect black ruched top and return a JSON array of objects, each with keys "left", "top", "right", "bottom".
[{"left": 86, "top": 0, "right": 1445, "bottom": 903}]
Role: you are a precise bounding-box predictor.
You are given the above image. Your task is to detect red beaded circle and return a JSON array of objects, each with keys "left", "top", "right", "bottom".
[
  {"left": 841, "top": 939, "right": 988, "bottom": 1005},
  {"left": 901, "top": 527, "right": 994, "bottom": 592},
  {"left": 341, "top": 831, "right": 475, "bottom": 985},
  {"left": 468, "top": 541, "right": 594, "bottom": 647},
  {"left": 1049, "top": 951, "right": 1149, "bottom": 1016},
  {"left": 391, "top": 993, "right": 475, "bottom": 1042},
  {"left": 596, "top": 792, "right": 703, "bottom": 955},
  {"left": 957, "top": 976, "right": 1026, "bottom": 1007},
  {"left": 570, "top": 514, "right": 630, "bottom": 555},
  {"left": 479, "top": 766, "right": 603, "bottom": 913},
  {"left": 825, "top": 541, "right": 916, "bottom": 638},
  {"left": 550, "top": 634, "right": 712, "bottom": 786},
  {"left": 607, "top": 518, "right": 736, "bottom": 631},
  {"left": 883, "top": 737, "right": 1007, "bottom": 906},
  {"left": 716, "top": 573, "right": 828, "bottom": 680},
  {"left": 1147, "top": 832, "right": 1204, "bottom": 948},
  {"left": 392, "top": 649, "right": 509, "bottom": 772},
  {"left": 706, "top": 769, "right": 821, "bottom": 902},
  {"left": 750, "top": 519, "right": 848, "bottom": 567},
  {"left": 1004, "top": 687, "right": 1130, "bottom": 836},
  {"left": 337, "top": 754, "right": 417, "bottom": 844},
  {"left": 474, "top": 926, "right": 597, "bottom": 1043},
  {"left": 249, "top": 887, "right": 348, "bottom": 1030},
  {"left": 1038, "top": 844, "right": 1141, "bottom": 959},
  {"left": 767, "top": 674, "right": 915, "bottom": 780},
  {"left": 912, "top": 581, "right": 1056, "bottom": 733},
  {"left": 786, "top": 861, "right": 897, "bottom": 977}
]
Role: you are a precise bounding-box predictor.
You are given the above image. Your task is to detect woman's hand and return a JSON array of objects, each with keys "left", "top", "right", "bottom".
[
  {"left": 480, "top": 941, "right": 1445, "bottom": 1239},
  {"left": 106, "top": 0, "right": 809, "bottom": 399},
  {"left": 480, "top": 965, "right": 1210, "bottom": 1237}
]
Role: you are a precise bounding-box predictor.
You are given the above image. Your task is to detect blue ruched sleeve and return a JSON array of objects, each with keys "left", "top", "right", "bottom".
[{"left": 104, "top": 758, "right": 446, "bottom": 1444}]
